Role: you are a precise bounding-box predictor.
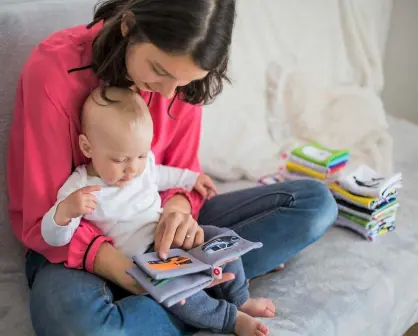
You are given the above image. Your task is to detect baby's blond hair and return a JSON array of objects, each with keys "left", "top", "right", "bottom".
[
  {"left": 82, "top": 87, "right": 152, "bottom": 133},
  {"left": 81, "top": 87, "right": 153, "bottom": 145}
]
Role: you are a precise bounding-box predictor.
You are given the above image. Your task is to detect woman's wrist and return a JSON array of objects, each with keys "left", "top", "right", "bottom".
[
  {"left": 163, "top": 193, "right": 192, "bottom": 214},
  {"left": 93, "top": 242, "right": 147, "bottom": 295}
]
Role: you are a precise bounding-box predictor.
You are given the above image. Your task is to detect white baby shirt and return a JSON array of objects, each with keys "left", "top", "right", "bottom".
[{"left": 41, "top": 152, "right": 199, "bottom": 257}]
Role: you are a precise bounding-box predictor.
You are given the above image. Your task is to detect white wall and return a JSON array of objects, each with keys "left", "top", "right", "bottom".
[{"left": 382, "top": 0, "right": 418, "bottom": 124}]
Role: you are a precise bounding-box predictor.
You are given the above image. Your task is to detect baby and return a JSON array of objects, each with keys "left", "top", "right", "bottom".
[{"left": 41, "top": 87, "right": 275, "bottom": 336}]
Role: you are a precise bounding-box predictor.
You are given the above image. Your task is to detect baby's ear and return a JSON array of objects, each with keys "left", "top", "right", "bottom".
[{"left": 79, "top": 134, "right": 92, "bottom": 158}]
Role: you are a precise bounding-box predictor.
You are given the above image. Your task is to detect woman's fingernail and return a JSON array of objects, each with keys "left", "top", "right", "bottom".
[{"left": 160, "top": 252, "right": 167, "bottom": 260}]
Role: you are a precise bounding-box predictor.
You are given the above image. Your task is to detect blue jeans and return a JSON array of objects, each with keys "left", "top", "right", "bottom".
[{"left": 27, "top": 180, "right": 338, "bottom": 335}]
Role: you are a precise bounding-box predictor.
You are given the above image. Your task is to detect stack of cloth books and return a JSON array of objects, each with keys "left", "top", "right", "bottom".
[
  {"left": 330, "top": 164, "right": 402, "bottom": 241},
  {"left": 258, "top": 143, "right": 403, "bottom": 242},
  {"left": 278, "top": 142, "right": 350, "bottom": 183}
]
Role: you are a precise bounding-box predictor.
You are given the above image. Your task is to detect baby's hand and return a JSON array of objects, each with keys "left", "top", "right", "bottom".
[
  {"left": 54, "top": 185, "right": 101, "bottom": 226},
  {"left": 193, "top": 174, "right": 218, "bottom": 200}
]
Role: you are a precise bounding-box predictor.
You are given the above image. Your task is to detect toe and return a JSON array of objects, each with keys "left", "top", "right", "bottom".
[
  {"left": 267, "top": 301, "right": 276, "bottom": 314},
  {"left": 258, "top": 323, "right": 269, "bottom": 335},
  {"left": 262, "top": 299, "right": 276, "bottom": 317},
  {"left": 272, "top": 264, "right": 285, "bottom": 273},
  {"left": 267, "top": 299, "right": 275, "bottom": 308},
  {"left": 265, "top": 308, "right": 275, "bottom": 318}
]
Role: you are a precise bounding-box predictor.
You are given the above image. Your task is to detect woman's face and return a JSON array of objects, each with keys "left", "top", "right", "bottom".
[{"left": 125, "top": 42, "right": 209, "bottom": 99}]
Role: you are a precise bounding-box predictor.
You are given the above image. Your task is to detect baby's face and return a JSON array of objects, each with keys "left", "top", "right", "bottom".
[{"left": 89, "top": 126, "right": 152, "bottom": 187}]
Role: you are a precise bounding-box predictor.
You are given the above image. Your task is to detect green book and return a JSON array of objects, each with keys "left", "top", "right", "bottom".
[
  {"left": 340, "top": 211, "right": 370, "bottom": 228},
  {"left": 339, "top": 210, "right": 397, "bottom": 230},
  {"left": 291, "top": 142, "right": 349, "bottom": 167}
]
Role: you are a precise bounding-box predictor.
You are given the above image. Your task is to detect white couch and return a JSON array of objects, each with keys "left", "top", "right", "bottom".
[{"left": 1, "top": 1, "right": 418, "bottom": 336}]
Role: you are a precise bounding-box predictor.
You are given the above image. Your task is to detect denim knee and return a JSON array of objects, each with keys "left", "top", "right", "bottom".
[
  {"left": 274, "top": 180, "right": 338, "bottom": 241},
  {"left": 297, "top": 180, "right": 338, "bottom": 241}
]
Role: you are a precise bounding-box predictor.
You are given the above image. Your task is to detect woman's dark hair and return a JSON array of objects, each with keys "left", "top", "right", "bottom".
[{"left": 87, "top": 0, "right": 236, "bottom": 105}]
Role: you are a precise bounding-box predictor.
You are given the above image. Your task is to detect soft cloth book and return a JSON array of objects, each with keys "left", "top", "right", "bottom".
[
  {"left": 127, "top": 230, "right": 262, "bottom": 307},
  {"left": 285, "top": 161, "right": 327, "bottom": 180},
  {"left": 338, "top": 164, "right": 402, "bottom": 198},
  {"left": 291, "top": 142, "right": 349, "bottom": 167}
]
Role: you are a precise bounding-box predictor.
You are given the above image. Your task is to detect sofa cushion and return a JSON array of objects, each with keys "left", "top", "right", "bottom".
[{"left": 0, "top": 1, "right": 96, "bottom": 335}]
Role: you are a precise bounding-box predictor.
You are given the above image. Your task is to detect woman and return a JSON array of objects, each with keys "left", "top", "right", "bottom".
[{"left": 7, "top": 0, "right": 338, "bottom": 335}]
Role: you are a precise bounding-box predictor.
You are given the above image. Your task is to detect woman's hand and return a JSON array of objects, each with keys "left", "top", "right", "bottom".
[
  {"left": 178, "top": 260, "right": 237, "bottom": 305},
  {"left": 154, "top": 208, "right": 204, "bottom": 260},
  {"left": 207, "top": 257, "right": 238, "bottom": 288}
]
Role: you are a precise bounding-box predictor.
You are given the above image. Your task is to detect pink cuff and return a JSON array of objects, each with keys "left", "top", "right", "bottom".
[
  {"left": 83, "top": 235, "right": 113, "bottom": 273},
  {"left": 65, "top": 219, "right": 113, "bottom": 272}
]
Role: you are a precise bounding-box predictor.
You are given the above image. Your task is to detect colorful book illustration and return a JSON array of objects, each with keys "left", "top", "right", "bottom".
[{"left": 126, "top": 230, "right": 262, "bottom": 307}]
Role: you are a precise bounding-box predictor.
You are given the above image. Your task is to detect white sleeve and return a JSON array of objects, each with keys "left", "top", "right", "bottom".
[
  {"left": 41, "top": 168, "right": 86, "bottom": 247},
  {"left": 147, "top": 152, "right": 199, "bottom": 192}
]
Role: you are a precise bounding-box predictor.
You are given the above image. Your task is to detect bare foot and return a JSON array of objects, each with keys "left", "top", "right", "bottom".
[
  {"left": 274, "top": 263, "right": 285, "bottom": 272},
  {"left": 235, "top": 311, "right": 269, "bottom": 336},
  {"left": 239, "top": 298, "right": 276, "bottom": 318}
]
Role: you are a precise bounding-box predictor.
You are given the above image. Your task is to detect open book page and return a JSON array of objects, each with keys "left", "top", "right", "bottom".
[
  {"left": 189, "top": 230, "right": 263, "bottom": 266},
  {"left": 133, "top": 248, "right": 211, "bottom": 280}
]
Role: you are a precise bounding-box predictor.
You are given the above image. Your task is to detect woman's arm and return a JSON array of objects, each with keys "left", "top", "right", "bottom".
[
  {"left": 8, "top": 59, "right": 147, "bottom": 294},
  {"left": 153, "top": 103, "right": 210, "bottom": 256},
  {"left": 159, "top": 103, "right": 205, "bottom": 217},
  {"left": 7, "top": 61, "right": 99, "bottom": 266},
  {"left": 94, "top": 243, "right": 146, "bottom": 294},
  {"left": 163, "top": 194, "right": 192, "bottom": 213}
]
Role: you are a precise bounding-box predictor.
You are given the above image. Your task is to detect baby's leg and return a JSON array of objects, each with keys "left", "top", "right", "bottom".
[
  {"left": 210, "top": 250, "right": 276, "bottom": 319},
  {"left": 168, "top": 290, "right": 236, "bottom": 333},
  {"left": 210, "top": 257, "right": 249, "bottom": 307},
  {"left": 168, "top": 290, "right": 269, "bottom": 335},
  {"left": 201, "top": 226, "right": 275, "bottom": 323},
  {"left": 201, "top": 225, "right": 276, "bottom": 318}
]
